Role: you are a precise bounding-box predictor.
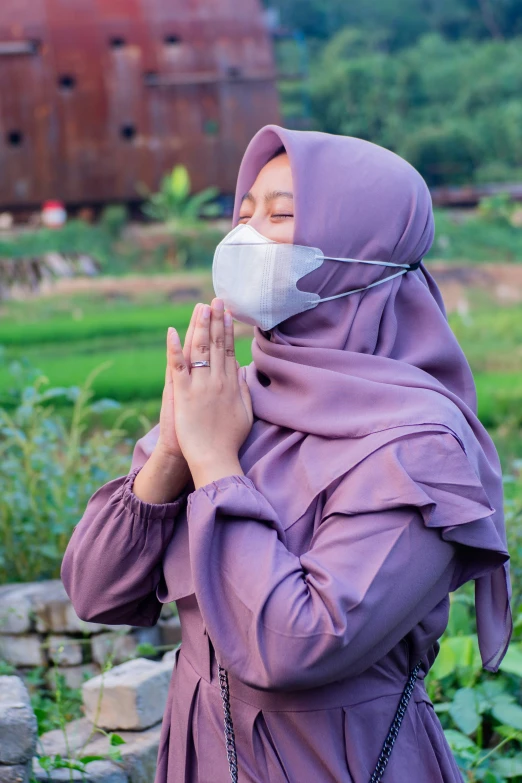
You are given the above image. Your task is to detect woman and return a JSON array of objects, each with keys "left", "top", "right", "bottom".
[{"left": 61, "top": 125, "right": 512, "bottom": 782}]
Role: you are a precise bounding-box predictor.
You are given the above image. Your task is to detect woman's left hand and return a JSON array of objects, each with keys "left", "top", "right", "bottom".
[{"left": 168, "top": 297, "right": 253, "bottom": 490}]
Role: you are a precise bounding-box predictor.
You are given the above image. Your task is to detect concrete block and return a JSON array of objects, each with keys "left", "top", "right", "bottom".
[
  {"left": 82, "top": 657, "right": 174, "bottom": 730},
  {"left": 91, "top": 627, "right": 161, "bottom": 666},
  {"left": 159, "top": 602, "right": 177, "bottom": 619},
  {"left": 0, "top": 584, "right": 37, "bottom": 634},
  {"left": 0, "top": 676, "right": 37, "bottom": 764},
  {"left": 162, "top": 647, "right": 179, "bottom": 664},
  {"left": 0, "top": 635, "right": 46, "bottom": 667},
  {"left": 32, "top": 581, "right": 105, "bottom": 634},
  {"left": 0, "top": 580, "right": 112, "bottom": 636},
  {"left": 158, "top": 615, "right": 181, "bottom": 647},
  {"left": 0, "top": 764, "right": 31, "bottom": 783},
  {"left": 47, "top": 635, "right": 83, "bottom": 665},
  {"left": 38, "top": 716, "right": 162, "bottom": 783}
]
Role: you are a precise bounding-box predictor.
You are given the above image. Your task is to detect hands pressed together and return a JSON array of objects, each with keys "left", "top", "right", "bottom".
[{"left": 157, "top": 298, "right": 253, "bottom": 491}]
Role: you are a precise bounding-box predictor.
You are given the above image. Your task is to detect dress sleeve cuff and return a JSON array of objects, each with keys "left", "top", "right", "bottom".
[
  {"left": 121, "top": 465, "right": 191, "bottom": 521},
  {"left": 187, "top": 473, "right": 258, "bottom": 507}
]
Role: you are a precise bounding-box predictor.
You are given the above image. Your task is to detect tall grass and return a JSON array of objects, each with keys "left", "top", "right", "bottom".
[{"left": 0, "top": 357, "right": 143, "bottom": 583}]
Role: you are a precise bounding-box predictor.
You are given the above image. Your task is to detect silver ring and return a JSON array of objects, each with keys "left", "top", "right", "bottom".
[{"left": 191, "top": 360, "right": 210, "bottom": 368}]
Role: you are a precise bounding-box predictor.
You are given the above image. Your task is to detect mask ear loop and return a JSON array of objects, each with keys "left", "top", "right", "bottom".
[
  {"left": 314, "top": 256, "right": 423, "bottom": 302},
  {"left": 323, "top": 255, "right": 412, "bottom": 269},
  {"left": 315, "top": 268, "right": 409, "bottom": 303}
]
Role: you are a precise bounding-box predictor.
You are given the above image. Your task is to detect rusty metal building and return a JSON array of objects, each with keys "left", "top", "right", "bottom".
[{"left": 0, "top": 0, "right": 281, "bottom": 210}]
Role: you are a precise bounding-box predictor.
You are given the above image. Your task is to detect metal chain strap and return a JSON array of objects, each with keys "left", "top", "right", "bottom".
[
  {"left": 368, "top": 658, "right": 423, "bottom": 783},
  {"left": 218, "top": 663, "right": 238, "bottom": 783},
  {"left": 218, "top": 658, "right": 423, "bottom": 783}
]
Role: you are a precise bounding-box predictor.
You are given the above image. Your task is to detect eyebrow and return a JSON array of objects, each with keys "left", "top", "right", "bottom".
[{"left": 240, "top": 190, "right": 294, "bottom": 205}]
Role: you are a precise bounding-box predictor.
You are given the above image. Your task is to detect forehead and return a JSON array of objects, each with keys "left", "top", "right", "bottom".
[{"left": 241, "top": 154, "right": 293, "bottom": 203}]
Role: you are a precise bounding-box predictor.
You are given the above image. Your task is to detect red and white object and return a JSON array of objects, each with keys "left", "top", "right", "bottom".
[{"left": 41, "top": 200, "right": 67, "bottom": 228}]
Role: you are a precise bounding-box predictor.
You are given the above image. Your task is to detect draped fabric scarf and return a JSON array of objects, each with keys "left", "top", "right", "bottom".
[{"left": 233, "top": 125, "right": 512, "bottom": 672}]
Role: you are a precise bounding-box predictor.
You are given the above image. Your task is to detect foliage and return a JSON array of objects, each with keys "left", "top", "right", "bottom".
[
  {"left": 427, "top": 590, "right": 522, "bottom": 781},
  {"left": 99, "top": 204, "right": 130, "bottom": 240},
  {"left": 0, "top": 220, "right": 116, "bottom": 262},
  {"left": 309, "top": 32, "right": 522, "bottom": 186},
  {"left": 0, "top": 218, "right": 135, "bottom": 300},
  {"left": 139, "top": 164, "right": 221, "bottom": 225},
  {"left": 137, "top": 164, "right": 225, "bottom": 269},
  {"left": 0, "top": 298, "right": 253, "bottom": 413},
  {"left": 428, "top": 208, "right": 522, "bottom": 263},
  {"left": 265, "top": 0, "right": 522, "bottom": 47},
  {"left": 30, "top": 647, "right": 128, "bottom": 782},
  {"left": 477, "top": 195, "right": 522, "bottom": 227},
  {"left": 2, "top": 631, "right": 181, "bottom": 780},
  {"left": 0, "top": 351, "right": 148, "bottom": 583}
]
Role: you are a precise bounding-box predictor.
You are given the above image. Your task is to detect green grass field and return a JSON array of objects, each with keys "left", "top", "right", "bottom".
[{"left": 1, "top": 281, "right": 522, "bottom": 436}]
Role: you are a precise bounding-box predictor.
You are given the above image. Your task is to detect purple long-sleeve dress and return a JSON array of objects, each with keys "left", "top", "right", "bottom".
[{"left": 61, "top": 420, "right": 507, "bottom": 783}]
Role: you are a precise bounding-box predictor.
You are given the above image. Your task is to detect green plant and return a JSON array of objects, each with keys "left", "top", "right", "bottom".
[
  {"left": 309, "top": 32, "right": 522, "bottom": 187},
  {"left": 27, "top": 632, "right": 182, "bottom": 781},
  {"left": 0, "top": 350, "right": 149, "bottom": 583},
  {"left": 99, "top": 204, "right": 130, "bottom": 239},
  {"left": 138, "top": 164, "right": 221, "bottom": 225},
  {"left": 31, "top": 646, "right": 127, "bottom": 783},
  {"left": 477, "top": 194, "right": 519, "bottom": 226},
  {"left": 426, "top": 592, "right": 522, "bottom": 781}
]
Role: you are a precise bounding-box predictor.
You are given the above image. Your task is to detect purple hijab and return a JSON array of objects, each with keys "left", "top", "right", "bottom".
[
  {"left": 142, "top": 124, "right": 512, "bottom": 672},
  {"left": 232, "top": 125, "right": 512, "bottom": 672}
]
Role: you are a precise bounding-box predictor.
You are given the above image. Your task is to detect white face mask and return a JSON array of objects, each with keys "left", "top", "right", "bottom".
[{"left": 212, "top": 223, "right": 421, "bottom": 331}]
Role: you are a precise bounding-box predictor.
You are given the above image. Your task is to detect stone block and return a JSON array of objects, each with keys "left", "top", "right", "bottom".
[
  {"left": 0, "top": 584, "right": 36, "bottom": 635},
  {"left": 82, "top": 657, "right": 174, "bottom": 730},
  {"left": 47, "top": 635, "right": 83, "bottom": 665},
  {"left": 0, "top": 635, "right": 46, "bottom": 667},
  {"left": 90, "top": 626, "right": 161, "bottom": 667},
  {"left": 38, "top": 716, "right": 162, "bottom": 783},
  {"left": 0, "top": 580, "right": 125, "bottom": 636},
  {"left": 45, "top": 664, "right": 100, "bottom": 691},
  {"left": 159, "top": 601, "right": 176, "bottom": 619},
  {"left": 132, "top": 625, "right": 162, "bottom": 650},
  {"left": 162, "top": 647, "right": 179, "bottom": 664},
  {"left": 0, "top": 676, "right": 37, "bottom": 764},
  {"left": 0, "top": 764, "right": 31, "bottom": 783},
  {"left": 158, "top": 615, "right": 181, "bottom": 647},
  {"left": 32, "top": 581, "right": 105, "bottom": 634}
]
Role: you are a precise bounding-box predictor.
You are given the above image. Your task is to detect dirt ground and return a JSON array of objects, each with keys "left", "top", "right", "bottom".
[{"left": 7, "top": 262, "right": 522, "bottom": 329}]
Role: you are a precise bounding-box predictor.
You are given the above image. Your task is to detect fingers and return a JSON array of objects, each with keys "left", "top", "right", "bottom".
[
  {"left": 188, "top": 298, "right": 234, "bottom": 382},
  {"left": 209, "top": 297, "right": 226, "bottom": 376},
  {"left": 190, "top": 304, "right": 211, "bottom": 379},
  {"left": 224, "top": 308, "right": 237, "bottom": 377},
  {"left": 167, "top": 327, "right": 190, "bottom": 388},
  {"left": 183, "top": 303, "right": 202, "bottom": 367}
]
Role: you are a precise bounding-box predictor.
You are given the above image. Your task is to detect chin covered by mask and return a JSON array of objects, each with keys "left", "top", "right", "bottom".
[{"left": 212, "top": 223, "right": 422, "bottom": 331}]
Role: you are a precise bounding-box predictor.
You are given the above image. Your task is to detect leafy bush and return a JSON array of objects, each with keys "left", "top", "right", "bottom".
[
  {"left": 138, "top": 164, "right": 221, "bottom": 225},
  {"left": 427, "top": 591, "right": 522, "bottom": 781},
  {"left": 309, "top": 32, "right": 522, "bottom": 186},
  {"left": 427, "top": 208, "right": 522, "bottom": 262},
  {"left": 0, "top": 350, "right": 147, "bottom": 583},
  {"left": 99, "top": 204, "right": 130, "bottom": 239}
]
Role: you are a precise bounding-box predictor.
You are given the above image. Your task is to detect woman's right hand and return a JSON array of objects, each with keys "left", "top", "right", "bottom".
[{"left": 156, "top": 302, "right": 203, "bottom": 463}]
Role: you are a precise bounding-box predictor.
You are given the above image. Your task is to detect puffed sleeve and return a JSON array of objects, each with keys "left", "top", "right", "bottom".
[
  {"left": 186, "top": 431, "right": 511, "bottom": 690},
  {"left": 60, "top": 425, "right": 191, "bottom": 626}
]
